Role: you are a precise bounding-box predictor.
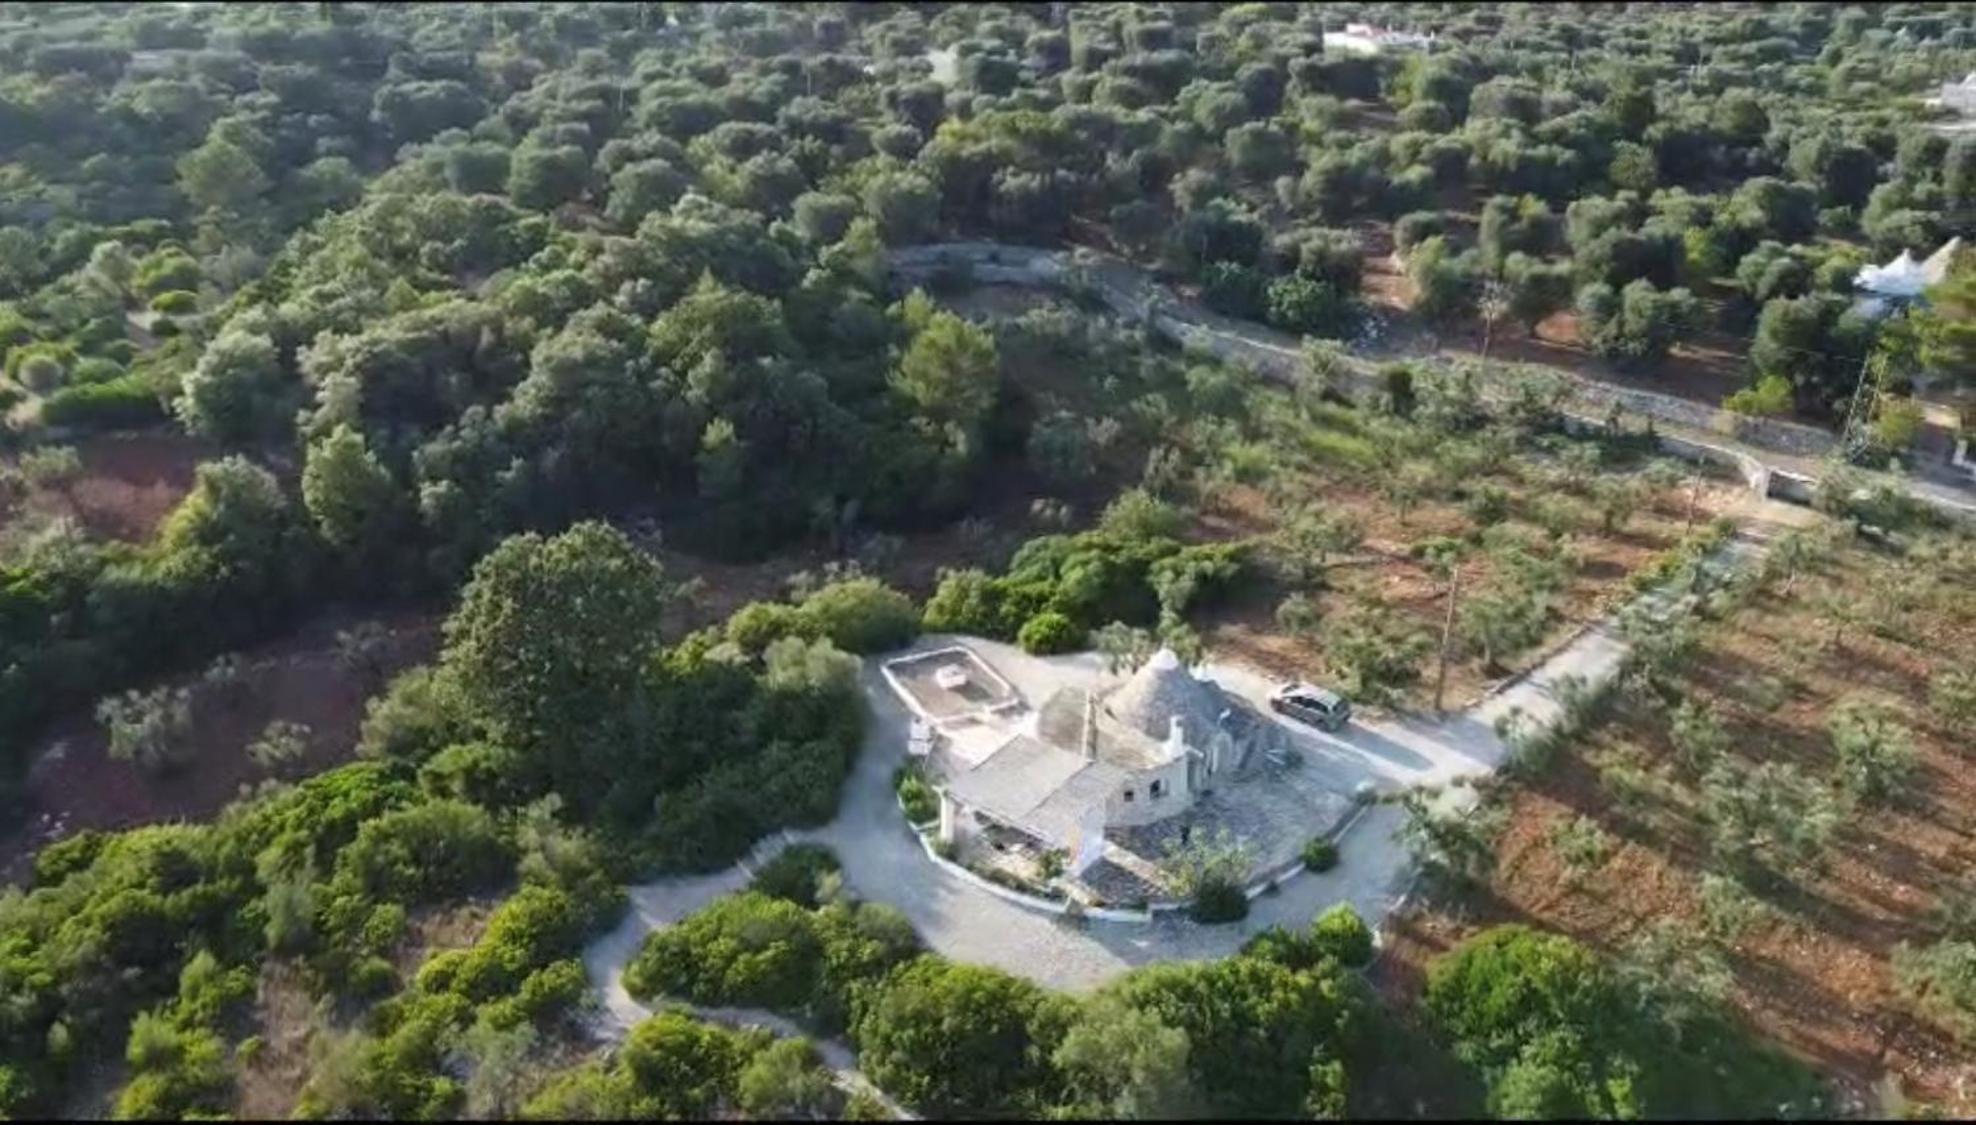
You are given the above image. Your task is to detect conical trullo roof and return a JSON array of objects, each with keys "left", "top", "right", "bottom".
[{"left": 1104, "top": 647, "right": 1227, "bottom": 746}]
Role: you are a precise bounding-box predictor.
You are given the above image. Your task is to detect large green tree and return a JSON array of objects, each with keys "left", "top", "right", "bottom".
[
  {"left": 176, "top": 329, "right": 288, "bottom": 443},
  {"left": 439, "top": 521, "right": 672, "bottom": 808},
  {"left": 1917, "top": 253, "right": 1976, "bottom": 392},
  {"left": 890, "top": 296, "right": 1000, "bottom": 430},
  {"left": 176, "top": 134, "right": 269, "bottom": 216},
  {"left": 852, "top": 957, "right": 1066, "bottom": 1116},
  {"left": 302, "top": 424, "right": 413, "bottom": 573}
]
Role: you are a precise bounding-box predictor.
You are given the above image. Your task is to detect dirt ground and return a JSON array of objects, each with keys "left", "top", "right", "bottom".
[
  {"left": 1374, "top": 531, "right": 1976, "bottom": 1118},
  {"left": 0, "top": 607, "right": 439, "bottom": 885},
  {"left": 1191, "top": 469, "right": 1744, "bottom": 715},
  {"left": 0, "top": 427, "right": 215, "bottom": 546},
  {"left": 1, "top": 452, "right": 1083, "bottom": 889},
  {"left": 232, "top": 893, "right": 506, "bottom": 1119},
  {"left": 231, "top": 959, "right": 322, "bottom": 1122},
  {"left": 1358, "top": 242, "right": 1769, "bottom": 414}
]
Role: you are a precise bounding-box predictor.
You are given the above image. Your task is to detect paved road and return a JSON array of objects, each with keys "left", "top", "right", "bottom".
[{"left": 891, "top": 241, "right": 1976, "bottom": 524}]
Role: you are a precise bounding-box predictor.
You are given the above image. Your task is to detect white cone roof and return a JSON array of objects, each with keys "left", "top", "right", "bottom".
[{"left": 1105, "top": 647, "right": 1226, "bottom": 746}]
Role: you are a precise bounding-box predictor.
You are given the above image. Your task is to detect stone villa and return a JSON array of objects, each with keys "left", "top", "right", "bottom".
[{"left": 884, "top": 645, "right": 1287, "bottom": 878}]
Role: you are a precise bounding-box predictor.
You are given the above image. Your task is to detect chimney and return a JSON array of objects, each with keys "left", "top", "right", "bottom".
[
  {"left": 1083, "top": 691, "right": 1098, "bottom": 760},
  {"left": 1166, "top": 715, "right": 1185, "bottom": 761}
]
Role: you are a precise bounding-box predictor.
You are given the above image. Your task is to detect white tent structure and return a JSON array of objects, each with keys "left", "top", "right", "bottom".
[
  {"left": 1322, "top": 22, "right": 1435, "bottom": 56},
  {"left": 1929, "top": 72, "right": 1976, "bottom": 113},
  {"left": 1854, "top": 237, "right": 1962, "bottom": 300}
]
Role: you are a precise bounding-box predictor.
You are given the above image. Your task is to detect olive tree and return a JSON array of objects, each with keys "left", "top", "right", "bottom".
[
  {"left": 97, "top": 685, "right": 197, "bottom": 775},
  {"left": 1826, "top": 696, "right": 1916, "bottom": 805}
]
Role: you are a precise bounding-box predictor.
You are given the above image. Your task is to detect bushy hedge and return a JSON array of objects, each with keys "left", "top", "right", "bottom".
[
  {"left": 723, "top": 576, "right": 920, "bottom": 656},
  {"left": 1427, "top": 925, "right": 1823, "bottom": 1119},
  {"left": 1017, "top": 609, "right": 1083, "bottom": 654},
  {"left": 148, "top": 290, "right": 198, "bottom": 314},
  {"left": 922, "top": 528, "right": 1246, "bottom": 647},
  {"left": 624, "top": 890, "right": 920, "bottom": 1034},
  {"left": 39, "top": 372, "right": 164, "bottom": 430},
  {"left": 1302, "top": 837, "right": 1339, "bottom": 872},
  {"left": 521, "top": 1010, "right": 843, "bottom": 1120},
  {"left": 853, "top": 957, "right": 1068, "bottom": 1118},
  {"left": 748, "top": 844, "right": 842, "bottom": 909}
]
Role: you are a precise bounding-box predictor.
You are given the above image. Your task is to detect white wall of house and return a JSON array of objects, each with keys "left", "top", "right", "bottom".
[
  {"left": 937, "top": 792, "right": 965, "bottom": 848},
  {"left": 1068, "top": 804, "right": 1107, "bottom": 875},
  {"left": 1106, "top": 756, "right": 1193, "bottom": 828}
]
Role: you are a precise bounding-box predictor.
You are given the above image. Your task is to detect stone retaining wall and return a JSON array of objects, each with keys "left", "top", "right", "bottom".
[{"left": 908, "top": 824, "right": 1158, "bottom": 924}]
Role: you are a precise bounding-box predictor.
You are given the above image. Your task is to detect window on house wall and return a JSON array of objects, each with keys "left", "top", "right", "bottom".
[
  {"left": 1123, "top": 788, "right": 1135, "bottom": 802},
  {"left": 1151, "top": 779, "right": 1165, "bottom": 798}
]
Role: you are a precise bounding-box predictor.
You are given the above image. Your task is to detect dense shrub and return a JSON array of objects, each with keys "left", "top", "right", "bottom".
[
  {"left": 923, "top": 529, "right": 1246, "bottom": 645},
  {"left": 1302, "top": 837, "right": 1339, "bottom": 872},
  {"left": 894, "top": 764, "right": 939, "bottom": 825},
  {"left": 1017, "top": 609, "right": 1083, "bottom": 654},
  {"left": 724, "top": 601, "right": 814, "bottom": 654},
  {"left": 1428, "top": 925, "right": 1822, "bottom": 1118},
  {"left": 625, "top": 892, "right": 825, "bottom": 1013},
  {"left": 853, "top": 957, "right": 1066, "bottom": 1117},
  {"left": 1200, "top": 261, "right": 1269, "bottom": 320},
  {"left": 749, "top": 844, "right": 842, "bottom": 909},
  {"left": 148, "top": 290, "right": 197, "bottom": 314},
  {"left": 39, "top": 373, "right": 164, "bottom": 429},
  {"left": 1309, "top": 904, "right": 1373, "bottom": 968},
  {"left": 1188, "top": 875, "right": 1249, "bottom": 923},
  {"left": 796, "top": 577, "right": 920, "bottom": 654},
  {"left": 521, "top": 1011, "right": 794, "bottom": 1120},
  {"left": 333, "top": 798, "right": 513, "bottom": 903},
  {"left": 623, "top": 888, "right": 918, "bottom": 1037},
  {"left": 417, "top": 740, "right": 530, "bottom": 808},
  {"left": 1098, "top": 953, "right": 1361, "bottom": 1117}
]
